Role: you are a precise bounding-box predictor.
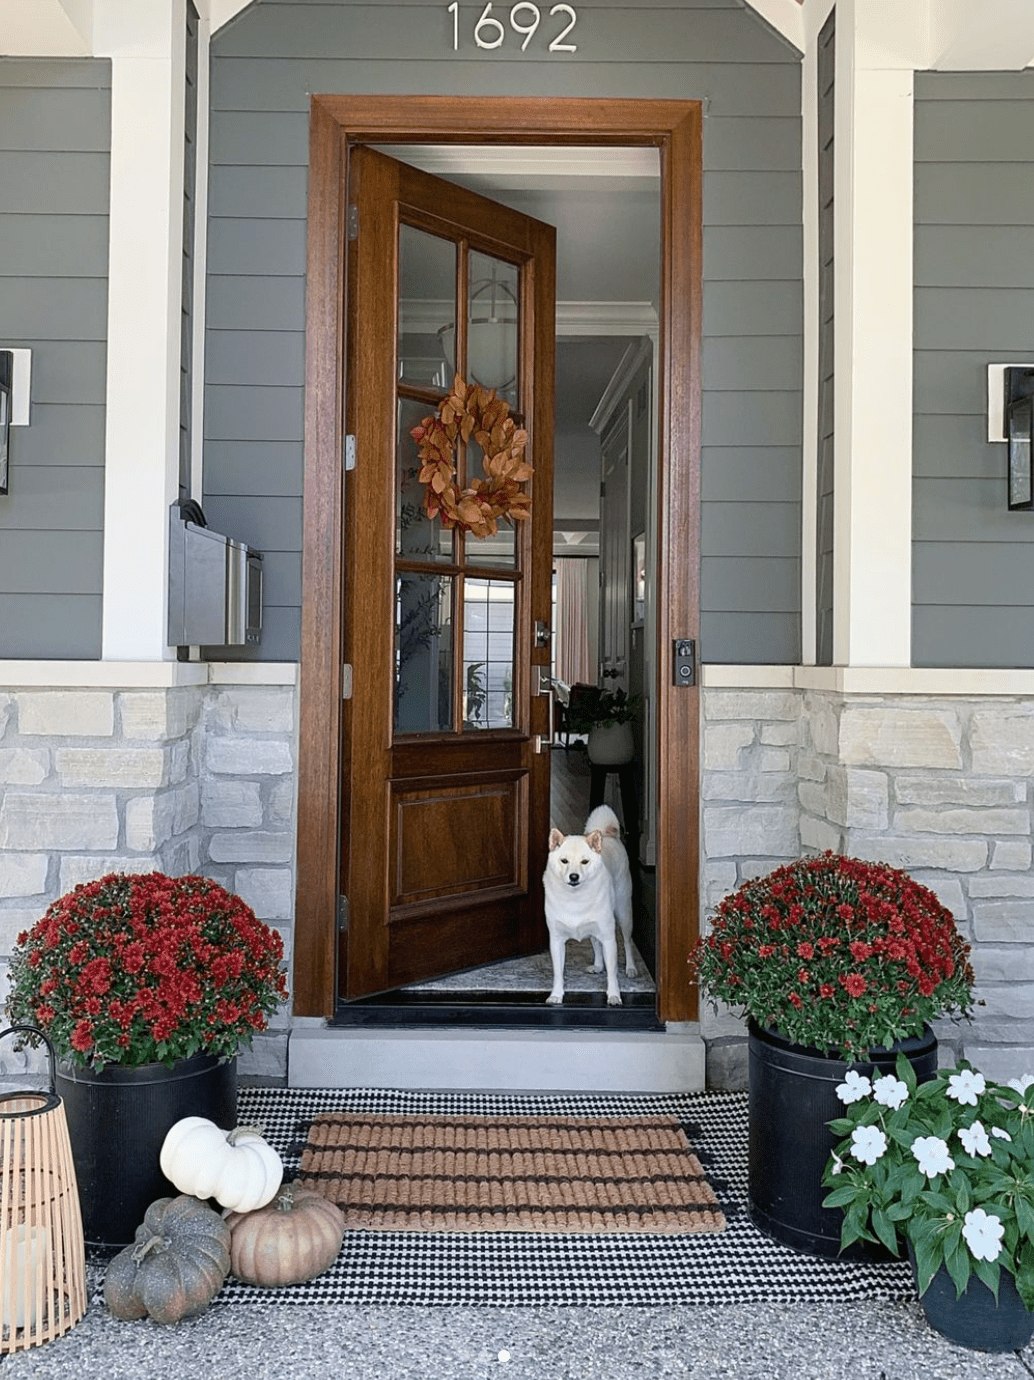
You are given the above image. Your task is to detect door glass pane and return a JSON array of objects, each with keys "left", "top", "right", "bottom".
[
  {"left": 463, "top": 578, "right": 515, "bottom": 730},
  {"left": 395, "top": 573, "right": 453, "bottom": 733},
  {"left": 466, "top": 251, "right": 519, "bottom": 407},
  {"left": 398, "top": 225, "right": 455, "bottom": 390},
  {"left": 397, "top": 397, "right": 452, "bottom": 561},
  {"left": 462, "top": 433, "right": 519, "bottom": 569}
]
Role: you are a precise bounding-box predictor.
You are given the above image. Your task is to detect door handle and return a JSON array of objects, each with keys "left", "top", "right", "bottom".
[{"left": 534, "top": 667, "right": 554, "bottom": 753}]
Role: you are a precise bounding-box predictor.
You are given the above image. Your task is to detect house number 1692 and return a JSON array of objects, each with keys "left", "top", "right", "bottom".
[{"left": 447, "top": 3, "right": 578, "bottom": 53}]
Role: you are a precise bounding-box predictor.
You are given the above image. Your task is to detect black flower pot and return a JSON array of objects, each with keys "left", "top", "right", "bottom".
[
  {"left": 747, "top": 1019, "right": 938, "bottom": 1259},
  {"left": 57, "top": 1052, "right": 237, "bottom": 1246},
  {"left": 909, "top": 1246, "right": 1034, "bottom": 1352}
]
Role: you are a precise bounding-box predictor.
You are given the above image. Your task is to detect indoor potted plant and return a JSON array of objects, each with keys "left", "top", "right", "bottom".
[
  {"left": 5, "top": 871, "right": 289, "bottom": 1245},
  {"left": 564, "top": 685, "right": 641, "bottom": 764},
  {"left": 823, "top": 1058, "right": 1034, "bottom": 1352},
  {"left": 693, "top": 851, "right": 975, "bottom": 1258}
]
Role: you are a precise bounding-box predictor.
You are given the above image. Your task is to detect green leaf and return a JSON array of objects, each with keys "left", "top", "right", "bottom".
[
  {"left": 872, "top": 1207, "right": 899, "bottom": 1256},
  {"left": 945, "top": 1240, "right": 971, "bottom": 1300},
  {"left": 823, "top": 1184, "right": 861, "bottom": 1210},
  {"left": 1016, "top": 1194, "right": 1034, "bottom": 1244},
  {"left": 913, "top": 1236, "right": 941, "bottom": 1297},
  {"left": 972, "top": 1257, "right": 1000, "bottom": 1304},
  {"left": 897, "top": 1050, "right": 917, "bottom": 1095}
]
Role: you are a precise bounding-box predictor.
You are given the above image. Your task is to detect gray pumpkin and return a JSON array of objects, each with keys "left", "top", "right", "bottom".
[{"left": 104, "top": 1194, "right": 231, "bottom": 1325}]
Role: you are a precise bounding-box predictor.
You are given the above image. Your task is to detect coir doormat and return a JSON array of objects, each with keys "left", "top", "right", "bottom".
[{"left": 298, "top": 1112, "right": 726, "bottom": 1234}]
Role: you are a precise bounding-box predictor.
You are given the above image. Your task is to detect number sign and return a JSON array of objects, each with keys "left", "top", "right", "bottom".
[{"left": 447, "top": 3, "right": 578, "bottom": 54}]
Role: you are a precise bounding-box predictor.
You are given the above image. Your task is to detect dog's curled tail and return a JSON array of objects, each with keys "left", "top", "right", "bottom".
[{"left": 583, "top": 804, "right": 622, "bottom": 839}]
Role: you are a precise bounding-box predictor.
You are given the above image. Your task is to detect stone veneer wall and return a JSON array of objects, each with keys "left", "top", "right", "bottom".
[
  {"left": 700, "top": 686, "right": 1034, "bottom": 1085},
  {"left": 0, "top": 683, "right": 296, "bottom": 1083}
]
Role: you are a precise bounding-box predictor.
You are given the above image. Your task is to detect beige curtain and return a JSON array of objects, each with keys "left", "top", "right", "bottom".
[{"left": 554, "top": 559, "right": 593, "bottom": 685}]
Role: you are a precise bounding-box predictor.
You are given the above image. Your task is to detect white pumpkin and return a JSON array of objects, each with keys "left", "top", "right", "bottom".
[{"left": 160, "top": 1117, "right": 284, "bottom": 1213}]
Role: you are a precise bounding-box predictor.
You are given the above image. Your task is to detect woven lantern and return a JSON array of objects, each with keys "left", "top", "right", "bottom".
[{"left": 1, "top": 1026, "right": 87, "bottom": 1353}]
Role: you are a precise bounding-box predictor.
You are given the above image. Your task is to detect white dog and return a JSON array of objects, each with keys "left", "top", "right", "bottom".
[{"left": 543, "top": 804, "right": 637, "bottom": 1007}]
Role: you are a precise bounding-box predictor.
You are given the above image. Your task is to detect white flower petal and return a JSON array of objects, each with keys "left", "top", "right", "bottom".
[
  {"left": 958, "top": 1120, "right": 991, "bottom": 1157},
  {"left": 946, "top": 1070, "right": 986, "bottom": 1106},
  {"left": 912, "top": 1135, "right": 955, "bottom": 1178},
  {"left": 990, "top": 1126, "right": 1012, "bottom": 1142},
  {"left": 1007, "top": 1074, "right": 1034, "bottom": 1095},
  {"left": 850, "top": 1125, "right": 888, "bottom": 1167},
  {"left": 872, "top": 1075, "right": 908, "bottom": 1110},
  {"left": 962, "top": 1208, "right": 1004, "bottom": 1263},
  {"left": 836, "top": 1070, "right": 873, "bottom": 1105}
]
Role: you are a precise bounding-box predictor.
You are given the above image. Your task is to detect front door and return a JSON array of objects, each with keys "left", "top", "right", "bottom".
[{"left": 338, "top": 146, "right": 556, "bottom": 999}]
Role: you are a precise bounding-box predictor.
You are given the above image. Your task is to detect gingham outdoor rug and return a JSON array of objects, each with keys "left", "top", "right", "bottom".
[
  {"left": 181, "top": 1086, "right": 917, "bottom": 1308},
  {"left": 298, "top": 1112, "right": 726, "bottom": 1234}
]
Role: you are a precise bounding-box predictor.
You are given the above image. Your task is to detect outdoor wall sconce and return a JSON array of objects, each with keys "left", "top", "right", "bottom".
[
  {"left": 0, "top": 348, "right": 32, "bottom": 496},
  {"left": 1005, "top": 367, "right": 1034, "bottom": 510}
]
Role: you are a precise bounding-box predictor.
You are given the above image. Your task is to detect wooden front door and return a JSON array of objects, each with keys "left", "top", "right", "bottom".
[{"left": 338, "top": 147, "right": 556, "bottom": 998}]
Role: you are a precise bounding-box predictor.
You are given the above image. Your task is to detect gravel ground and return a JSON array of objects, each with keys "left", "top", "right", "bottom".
[{"left": 1, "top": 1296, "right": 1032, "bottom": 1379}]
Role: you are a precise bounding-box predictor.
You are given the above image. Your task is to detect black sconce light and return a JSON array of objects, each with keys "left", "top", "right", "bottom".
[
  {"left": 1005, "top": 367, "right": 1034, "bottom": 511},
  {"left": 0, "top": 350, "right": 11, "bottom": 496}
]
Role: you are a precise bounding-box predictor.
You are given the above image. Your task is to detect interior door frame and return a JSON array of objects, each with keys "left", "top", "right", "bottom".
[{"left": 294, "top": 96, "right": 702, "bottom": 1025}]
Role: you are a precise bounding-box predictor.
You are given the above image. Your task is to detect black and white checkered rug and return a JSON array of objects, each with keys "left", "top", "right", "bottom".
[{"left": 190, "top": 1086, "right": 915, "bottom": 1308}]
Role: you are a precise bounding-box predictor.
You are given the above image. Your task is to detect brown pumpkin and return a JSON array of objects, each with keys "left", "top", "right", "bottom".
[
  {"left": 104, "top": 1194, "right": 231, "bottom": 1325},
  {"left": 225, "top": 1181, "right": 345, "bottom": 1287}
]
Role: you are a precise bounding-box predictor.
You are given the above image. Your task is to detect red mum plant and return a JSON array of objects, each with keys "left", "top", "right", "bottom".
[
  {"left": 692, "top": 853, "right": 975, "bottom": 1060},
  {"left": 5, "top": 872, "right": 289, "bottom": 1071}
]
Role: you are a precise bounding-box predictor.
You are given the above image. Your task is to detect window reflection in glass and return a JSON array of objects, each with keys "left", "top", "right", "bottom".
[
  {"left": 463, "top": 578, "right": 515, "bottom": 730},
  {"left": 395, "top": 574, "right": 453, "bottom": 733},
  {"left": 398, "top": 225, "right": 455, "bottom": 390},
  {"left": 397, "top": 397, "right": 452, "bottom": 562}
]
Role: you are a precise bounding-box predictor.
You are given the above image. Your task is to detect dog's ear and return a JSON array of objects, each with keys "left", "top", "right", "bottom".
[
  {"left": 586, "top": 829, "right": 604, "bottom": 854},
  {"left": 549, "top": 828, "right": 565, "bottom": 851}
]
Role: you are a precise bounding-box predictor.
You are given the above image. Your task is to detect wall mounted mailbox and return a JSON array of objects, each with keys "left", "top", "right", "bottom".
[
  {"left": 168, "top": 500, "right": 263, "bottom": 647},
  {"left": 1005, "top": 367, "right": 1034, "bottom": 510}
]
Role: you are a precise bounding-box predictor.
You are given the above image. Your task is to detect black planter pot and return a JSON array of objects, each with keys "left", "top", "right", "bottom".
[
  {"left": 748, "top": 1019, "right": 938, "bottom": 1260},
  {"left": 909, "top": 1246, "right": 1034, "bottom": 1352},
  {"left": 56, "top": 1052, "right": 237, "bottom": 1246}
]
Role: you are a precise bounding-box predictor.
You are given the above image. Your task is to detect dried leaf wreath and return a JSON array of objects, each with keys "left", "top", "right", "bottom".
[{"left": 410, "top": 374, "right": 532, "bottom": 539}]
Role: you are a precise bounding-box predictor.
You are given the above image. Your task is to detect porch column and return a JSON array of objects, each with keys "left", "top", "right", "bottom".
[
  {"left": 96, "top": 0, "right": 187, "bottom": 660},
  {"left": 832, "top": 1, "right": 920, "bottom": 667}
]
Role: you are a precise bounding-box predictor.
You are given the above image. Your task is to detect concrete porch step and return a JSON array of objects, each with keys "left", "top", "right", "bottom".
[{"left": 288, "top": 1025, "right": 705, "bottom": 1093}]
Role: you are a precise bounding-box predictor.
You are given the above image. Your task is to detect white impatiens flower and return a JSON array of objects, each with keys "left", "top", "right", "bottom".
[
  {"left": 912, "top": 1135, "right": 955, "bottom": 1178},
  {"left": 991, "top": 1126, "right": 1012, "bottom": 1142},
  {"left": 946, "top": 1069, "right": 986, "bottom": 1106},
  {"left": 836, "top": 1071, "right": 872, "bottom": 1105},
  {"left": 830, "top": 1152, "right": 844, "bottom": 1176},
  {"left": 958, "top": 1120, "right": 991, "bottom": 1157},
  {"left": 962, "top": 1208, "right": 1004, "bottom": 1263},
  {"left": 850, "top": 1125, "right": 888, "bottom": 1166},
  {"left": 1007, "top": 1074, "right": 1034, "bottom": 1095},
  {"left": 872, "top": 1074, "right": 908, "bottom": 1110}
]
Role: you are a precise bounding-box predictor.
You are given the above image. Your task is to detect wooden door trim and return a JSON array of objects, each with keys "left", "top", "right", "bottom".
[{"left": 294, "top": 96, "right": 702, "bottom": 1023}]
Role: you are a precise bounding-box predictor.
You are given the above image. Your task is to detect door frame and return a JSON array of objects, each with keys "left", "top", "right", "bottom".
[{"left": 293, "top": 96, "right": 702, "bottom": 1025}]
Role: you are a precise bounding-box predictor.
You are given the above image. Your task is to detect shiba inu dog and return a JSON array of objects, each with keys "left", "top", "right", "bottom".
[{"left": 543, "top": 804, "right": 637, "bottom": 1007}]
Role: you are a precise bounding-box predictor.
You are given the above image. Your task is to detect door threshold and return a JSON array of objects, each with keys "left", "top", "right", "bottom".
[{"left": 331, "top": 990, "right": 662, "bottom": 1031}]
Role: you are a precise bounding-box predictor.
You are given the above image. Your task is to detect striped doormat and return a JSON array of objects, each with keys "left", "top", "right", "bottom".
[{"left": 298, "top": 1112, "right": 726, "bottom": 1234}]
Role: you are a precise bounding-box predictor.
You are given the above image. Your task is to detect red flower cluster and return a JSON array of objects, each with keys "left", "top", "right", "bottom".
[
  {"left": 692, "top": 853, "right": 975, "bottom": 1060},
  {"left": 5, "top": 873, "right": 289, "bottom": 1071}
]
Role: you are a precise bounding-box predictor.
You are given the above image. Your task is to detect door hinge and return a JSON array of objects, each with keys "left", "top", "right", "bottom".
[
  {"left": 344, "top": 434, "right": 356, "bottom": 471},
  {"left": 347, "top": 203, "right": 359, "bottom": 241},
  {"left": 342, "top": 663, "right": 353, "bottom": 699},
  {"left": 337, "top": 895, "right": 349, "bottom": 932}
]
